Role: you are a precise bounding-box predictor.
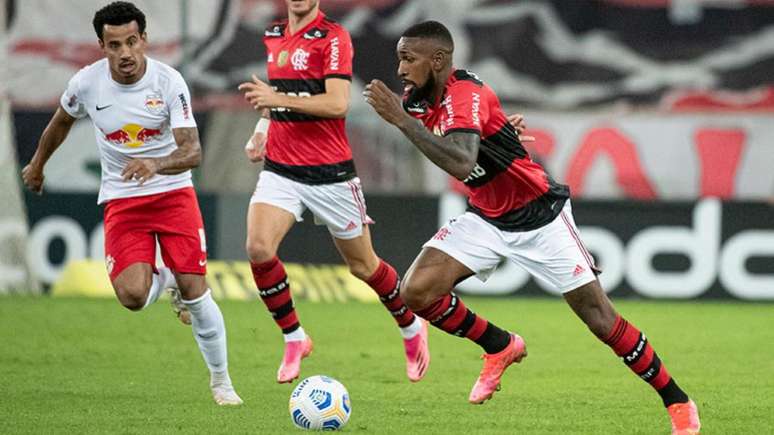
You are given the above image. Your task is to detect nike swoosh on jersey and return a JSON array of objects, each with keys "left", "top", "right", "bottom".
[{"left": 96, "top": 104, "right": 113, "bottom": 111}]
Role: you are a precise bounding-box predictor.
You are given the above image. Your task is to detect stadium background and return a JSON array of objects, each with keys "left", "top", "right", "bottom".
[{"left": 2, "top": 0, "right": 774, "bottom": 300}]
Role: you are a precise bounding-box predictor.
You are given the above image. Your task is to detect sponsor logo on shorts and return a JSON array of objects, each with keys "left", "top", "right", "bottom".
[
  {"left": 344, "top": 221, "right": 358, "bottom": 232},
  {"left": 199, "top": 259, "right": 207, "bottom": 267},
  {"left": 572, "top": 264, "right": 586, "bottom": 277}
]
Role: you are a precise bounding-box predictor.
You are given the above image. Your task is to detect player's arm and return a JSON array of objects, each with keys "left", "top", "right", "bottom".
[
  {"left": 238, "top": 76, "right": 349, "bottom": 118},
  {"left": 21, "top": 106, "right": 77, "bottom": 194},
  {"left": 121, "top": 127, "right": 202, "bottom": 185},
  {"left": 245, "top": 108, "right": 270, "bottom": 163},
  {"left": 364, "top": 79, "right": 478, "bottom": 180}
]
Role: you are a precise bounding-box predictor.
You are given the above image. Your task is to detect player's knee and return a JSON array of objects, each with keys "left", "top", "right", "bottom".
[
  {"left": 114, "top": 282, "right": 151, "bottom": 311},
  {"left": 245, "top": 238, "right": 275, "bottom": 263}
]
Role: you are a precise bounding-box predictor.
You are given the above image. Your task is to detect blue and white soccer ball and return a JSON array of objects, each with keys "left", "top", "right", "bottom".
[{"left": 289, "top": 375, "right": 351, "bottom": 431}]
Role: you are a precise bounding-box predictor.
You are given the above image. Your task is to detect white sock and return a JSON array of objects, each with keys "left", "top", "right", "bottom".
[
  {"left": 210, "top": 370, "right": 233, "bottom": 389},
  {"left": 183, "top": 289, "right": 228, "bottom": 373},
  {"left": 283, "top": 326, "right": 306, "bottom": 343},
  {"left": 142, "top": 267, "right": 176, "bottom": 309},
  {"left": 399, "top": 315, "right": 423, "bottom": 339}
]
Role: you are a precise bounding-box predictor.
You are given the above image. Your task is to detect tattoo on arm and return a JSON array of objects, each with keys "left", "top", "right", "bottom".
[
  {"left": 397, "top": 118, "right": 479, "bottom": 180},
  {"left": 158, "top": 127, "right": 202, "bottom": 174}
]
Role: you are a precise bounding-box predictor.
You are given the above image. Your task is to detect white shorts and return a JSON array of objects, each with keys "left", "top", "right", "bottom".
[
  {"left": 424, "top": 200, "right": 598, "bottom": 293},
  {"left": 250, "top": 171, "right": 374, "bottom": 240}
]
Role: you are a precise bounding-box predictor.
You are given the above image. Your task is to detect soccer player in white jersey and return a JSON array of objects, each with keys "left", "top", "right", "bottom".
[{"left": 21, "top": 1, "right": 242, "bottom": 406}]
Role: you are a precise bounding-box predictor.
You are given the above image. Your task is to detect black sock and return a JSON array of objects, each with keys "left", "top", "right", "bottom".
[
  {"left": 473, "top": 322, "right": 511, "bottom": 354},
  {"left": 657, "top": 378, "right": 690, "bottom": 407}
]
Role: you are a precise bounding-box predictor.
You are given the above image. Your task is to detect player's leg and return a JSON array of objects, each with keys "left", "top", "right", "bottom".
[
  {"left": 537, "top": 201, "right": 698, "bottom": 433},
  {"left": 155, "top": 187, "right": 242, "bottom": 405},
  {"left": 104, "top": 197, "right": 175, "bottom": 312},
  {"left": 402, "top": 245, "right": 526, "bottom": 404},
  {"left": 564, "top": 282, "right": 698, "bottom": 433},
  {"left": 174, "top": 273, "right": 242, "bottom": 405},
  {"left": 247, "top": 172, "right": 311, "bottom": 383},
  {"left": 332, "top": 225, "right": 429, "bottom": 382}
]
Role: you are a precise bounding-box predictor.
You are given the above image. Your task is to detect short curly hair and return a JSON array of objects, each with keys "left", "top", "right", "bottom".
[{"left": 92, "top": 1, "right": 146, "bottom": 40}]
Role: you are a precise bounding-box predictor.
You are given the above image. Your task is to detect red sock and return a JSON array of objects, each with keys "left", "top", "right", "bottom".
[
  {"left": 365, "top": 259, "right": 415, "bottom": 328},
  {"left": 416, "top": 293, "right": 485, "bottom": 339},
  {"left": 250, "top": 257, "right": 299, "bottom": 334},
  {"left": 603, "top": 315, "right": 689, "bottom": 406}
]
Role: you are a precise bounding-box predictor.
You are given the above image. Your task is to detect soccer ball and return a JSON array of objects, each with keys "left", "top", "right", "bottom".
[{"left": 289, "top": 375, "right": 351, "bottom": 431}]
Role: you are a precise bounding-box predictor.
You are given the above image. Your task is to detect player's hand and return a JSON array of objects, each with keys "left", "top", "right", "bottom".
[
  {"left": 363, "top": 79, "right": 409, "bottom": 126},
  {"left": 238, "top": 75, "right": 281, "bottom": 110},
  {"left": 244, "top": 131, "right": 267, "bottom": 163},
  {"left": 21, "top": 163, "right": 45, "bottom": 194},
  {"left": 507, "top": 113, "right": 535, "bottom": 143},
  {"left": 122, "top": 158, "right": 160, "bottom": 186}
]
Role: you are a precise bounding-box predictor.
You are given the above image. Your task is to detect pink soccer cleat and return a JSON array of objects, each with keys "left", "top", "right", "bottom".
[
  {"left": 277, "top": 336, "right": 314, "bottom": 383},
  {"left": 404, "top": 319, "right": 430, "bottom": 382},
  {"left": 668, "top": 400, "right": 701, "bottom": 435},
  {"left": 468, "top": 334, "right": 527, "bottom": 404}
]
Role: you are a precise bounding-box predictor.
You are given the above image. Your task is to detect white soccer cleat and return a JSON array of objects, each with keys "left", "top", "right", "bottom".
[{"left": 211, "top": 385, "right": 243, "bottom": 406}]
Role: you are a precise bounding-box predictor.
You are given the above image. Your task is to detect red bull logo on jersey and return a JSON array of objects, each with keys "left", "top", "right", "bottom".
[
  {"left": 144, "top": 93, "right": 165, "bottom": 115},
  {"left": 104, "top": 124, "right": 163, "bottom": 148}
]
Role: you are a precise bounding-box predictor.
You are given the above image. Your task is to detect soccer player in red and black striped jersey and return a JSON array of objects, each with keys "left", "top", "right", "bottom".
[
  {"left": 237, "top": 0, "right": 429, "bottom": 385},
  {"left": 364, "top": 21, "right": 700, "bottom": 434}
]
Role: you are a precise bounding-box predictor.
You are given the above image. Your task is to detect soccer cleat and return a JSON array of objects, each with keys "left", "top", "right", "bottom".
[
  {"left": 277, "top": 336, "right": 314, "bottom": 383},
  {"left": 167, "top": 288, "right": 192, "bottom": 325},
  {"left": 468, "top": 334, "right": 527, "bottom": 404},
  {"left": 404, "top": 319, "right": 430, "bottom": 382},
  {"left": 667, "top": 400, "right": 701, "bottom": 435},
  {"left": 211, "top": 384, "right": 244, "bottom": 406}
]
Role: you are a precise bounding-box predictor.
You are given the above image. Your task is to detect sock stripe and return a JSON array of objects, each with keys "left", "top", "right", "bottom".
[
  {"left": 272, "top": 299, "right": 295, "bottom": 319},
  {"left": 454, "top": 310, "right": 477, "bottom": 337},
  {"left": 379, "top": 286, "right": 400, "bottom": 302},
  {"left": 637, "top": 354, "right": 662, "bottom": 382},
  {"left": 604, "top": 316, "right": 628, "bottom": 345},
  {"left": 258, "top": 277, "right": 289, "bottom": 298},
  {"left": 623, "top": 333, "right": 648, "bottom": 366}
]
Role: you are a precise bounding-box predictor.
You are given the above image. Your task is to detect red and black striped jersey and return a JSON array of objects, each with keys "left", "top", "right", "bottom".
[
  {"left": 407, "top": 69, "right": 570, "bottom": 231},
  {"left": 262, "top": 11, "right": 355, "bottom": 184}
]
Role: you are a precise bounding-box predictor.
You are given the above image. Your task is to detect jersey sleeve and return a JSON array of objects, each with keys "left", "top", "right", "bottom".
[
  {"left": 60, "top": 71, "right": 88, "bottom": 119},
  {"left": 322, "top": 28, "right": 353, "bottom": 80},
  {"left": 167, "top": 72, "right": 197, "bottom": 129},
  {"left": 442, "top": 81, "right": 489, "bottom": 137}
]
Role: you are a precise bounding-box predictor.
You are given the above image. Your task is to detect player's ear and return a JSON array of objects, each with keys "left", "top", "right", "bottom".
[
  {"left": 432, "top": 49, "right": 448, "bottom": 71},
  {"left": 140, "top": 32, "right": 148, "bottom": 42}
]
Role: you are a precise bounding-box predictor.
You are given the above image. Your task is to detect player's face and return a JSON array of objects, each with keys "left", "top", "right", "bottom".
[
  {"left": 285, "top": 0, "right": 319, "bottom": 16},
  {"left": 396, "top": 37, "right": 436, "bottom": 102},
  {"left": 99, "top": 20, "right": 147, "bottom": 84}
]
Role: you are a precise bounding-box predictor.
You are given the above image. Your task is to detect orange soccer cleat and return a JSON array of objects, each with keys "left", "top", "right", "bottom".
[
  {"left": 277, "top": 336, "right": 314, "bottom": 383},
  {"left": 404, "top": 319, "right": 430, "bottom": 382},
  {"left": 667, "top": 400, "right": 701, "bottom": 435},
  {"left": 468, "top": 334, "right": 527, "bottom": 404}
]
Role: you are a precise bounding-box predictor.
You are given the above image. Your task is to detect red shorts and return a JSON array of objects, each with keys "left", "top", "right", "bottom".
[{"left": 103, "top": 187, "right": 207, "bottom": 280}]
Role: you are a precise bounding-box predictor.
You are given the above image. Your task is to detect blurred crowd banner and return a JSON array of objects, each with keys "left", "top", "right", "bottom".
[
  {"left": 25, "top": 192, "right": 774, "bottom": 300},
  {"left": 7, "top": 0, "right": 774, "bottom": 110},
  {"left": 8, "top": 0, "right": 774, "bottom": 195}
]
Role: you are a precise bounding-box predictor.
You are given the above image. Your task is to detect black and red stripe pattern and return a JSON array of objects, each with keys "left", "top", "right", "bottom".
[
  {"left": 365, "top": 260, "right": 415, "bottom": 327},
  {"left": 251, "top": 256, "right": 300, "bottom": 334},
  {"left": 604, "top": 315, "right": 672, "bottom": 391},
  {"left": 415, "top": 293, "right": 488, "bottom": 339}
]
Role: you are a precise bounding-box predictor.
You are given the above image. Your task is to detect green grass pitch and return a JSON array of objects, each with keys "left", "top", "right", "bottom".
[{"left": 1, "top": 296, "right": 772, "bottom": 434}]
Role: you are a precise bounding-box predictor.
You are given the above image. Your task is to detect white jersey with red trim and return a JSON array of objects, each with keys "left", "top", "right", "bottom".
[{"left": 60, "top": 57, "right": 197, "bottom": 204}]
